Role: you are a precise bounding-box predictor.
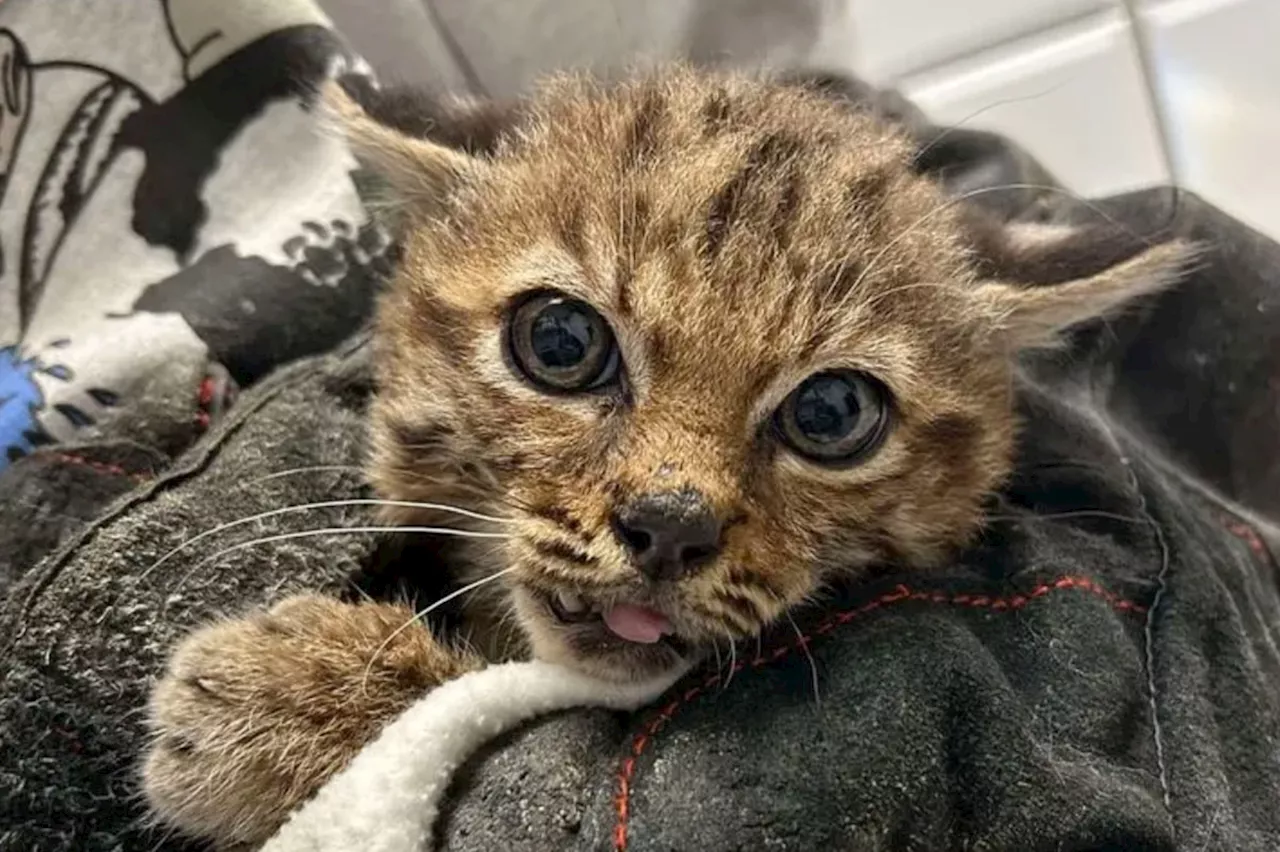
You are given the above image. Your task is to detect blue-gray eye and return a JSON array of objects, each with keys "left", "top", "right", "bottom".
[
  {"left": 774, "top": 370, "right": 889, "bottom": 463},
  {"left": 509, "top": 292, "right": 620, "bottom": 391}
]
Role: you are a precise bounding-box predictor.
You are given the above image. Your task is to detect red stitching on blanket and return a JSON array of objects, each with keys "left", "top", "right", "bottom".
[
  {"left": 197, "top": 377, "right": 216, "bottom": 407},
  {"left": 44, "top": 452, "right": 151, "bottom": 483},
  {"left": 195, "top": 377, "right": 215, "bottom": 430},
  {"left": 1221, "top": 514, "right": 1272, "bottom": 564},
  {"left": 611, "top": 576, "right": 1146, "bottom": 851}
]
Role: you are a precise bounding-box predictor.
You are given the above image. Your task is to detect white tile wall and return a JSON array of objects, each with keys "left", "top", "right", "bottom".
[
  {"left": 1141, "top": 0, "right": 1280, "bottom": 239},
  {"left": 326, "top": 0, "right": 1280, "bottom": 240},
  {"left": 894, "top": 8, "right": 1168, "bottom": 198},
  {"left": 855, "top": 0, "right": 1280, "bottom": 239},
  {"left": 850, "top": 0, "right": 1112, "bottom": 82}
]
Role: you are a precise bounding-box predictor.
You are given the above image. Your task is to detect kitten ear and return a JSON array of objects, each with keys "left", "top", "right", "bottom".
[
  {"left": 973, "top": 237, "right": 1200, "bottom": 349},
  {"left": 320, "top": 80, "right": 486, "bottom": 213}
]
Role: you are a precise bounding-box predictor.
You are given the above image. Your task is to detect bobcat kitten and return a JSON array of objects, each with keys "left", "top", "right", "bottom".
[{"left": 143, "top": 64, "right": 1192, "bottom": 847}]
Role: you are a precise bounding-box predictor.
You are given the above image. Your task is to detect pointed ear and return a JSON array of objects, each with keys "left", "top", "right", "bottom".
[
  {"left": 320, "top": 80, "right": 486, "bottom": 214},
  {"left": 973, "top": 238, "right": 1201, "bottom": 349}
]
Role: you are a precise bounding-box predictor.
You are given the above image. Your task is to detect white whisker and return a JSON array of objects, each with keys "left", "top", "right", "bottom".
[
  {"left": 140, "top": 499, "right": 515, "bottom": 581},
  {"left": 240, "top": 465, "right": 366, "bottom": 487},
  {"left": 165, "top": 526, "right": 511, "bottom": 599},
  {"left": 910, "top": 83, "right": 1068, "bottom": 167},
  {"left": 724, "top": 641, "right": 738, "bottom": 690},
  {"left": 360, "top": 565, "right": 520, "bottom": 694},
  {"left": 787, "top": 612, "right": 821, "bottom": 707},
  {"left": 985, "top": 509, "right": 1145, "bottom": 524},
  {"left": 831, "top": 182, "right": 1151, "bottom": 319}
]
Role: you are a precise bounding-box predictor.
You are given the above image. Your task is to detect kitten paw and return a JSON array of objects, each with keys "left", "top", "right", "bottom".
[{"left": 142, "top": 594, "right": 479, "bottom": 849}]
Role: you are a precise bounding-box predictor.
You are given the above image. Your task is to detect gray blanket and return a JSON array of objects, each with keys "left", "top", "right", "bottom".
[{"left": 4, "top": 16, "right": 1280, "bottom": 852}]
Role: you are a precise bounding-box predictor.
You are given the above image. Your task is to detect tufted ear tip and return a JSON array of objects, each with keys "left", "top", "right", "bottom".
[
  {"left": 319, "top": 79, "right": 487, "bottom": 217},
  {"left": 974, "top": 237, "right": 1204, "bottom": 349}
]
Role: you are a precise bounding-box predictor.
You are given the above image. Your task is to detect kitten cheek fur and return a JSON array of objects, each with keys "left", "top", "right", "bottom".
[{"left": 331, "top": 68, "right": 1197, "bottom": 664}]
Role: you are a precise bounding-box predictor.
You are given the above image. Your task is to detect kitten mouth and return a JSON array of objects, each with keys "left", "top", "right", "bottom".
[
  {"left": 540, "top": 588, "right": 684, "bottom": 649},
  {"left": 548, "top": 590, "right": 597, "bottom": 623}
]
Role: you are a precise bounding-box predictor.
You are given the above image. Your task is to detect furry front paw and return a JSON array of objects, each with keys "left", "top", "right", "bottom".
[{"left": 142, "top": 595, "right": 479, "bottom": 849}]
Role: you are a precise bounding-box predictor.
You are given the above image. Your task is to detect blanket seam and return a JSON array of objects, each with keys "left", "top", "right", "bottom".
[
  {"left": 0, "top": 334, "right": 371, "bottom": 649},
  {"left": 1074, "top": 390, "right": 1175, "bottom": 828},
  {"left": 1103, "top": 441, "right": 1174, "bottom": 820},
  {"left": 611, "top": 576, "right": 1147, "bottom": 852},
  {"left": 1136, "top": 474, "right": 1174, "bottom": 816}
]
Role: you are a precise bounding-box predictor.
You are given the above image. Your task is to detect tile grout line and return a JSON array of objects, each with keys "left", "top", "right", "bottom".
[
  {"left": 891, "top": 6, "right": 1122, "bottom": 89},
  {"left": 1120, "top": 0, "right": 1181, "bottom": 186}
]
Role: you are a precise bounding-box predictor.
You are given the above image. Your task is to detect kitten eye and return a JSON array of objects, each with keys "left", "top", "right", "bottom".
[
  {"left": 508, "top": 291, "right": 620, "bottom": 392},
  {"left": 774, "top": 370, "right": 890, "bottom": 463}
]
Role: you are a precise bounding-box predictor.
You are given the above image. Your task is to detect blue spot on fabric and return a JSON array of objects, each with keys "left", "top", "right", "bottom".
[{"left": 0, "top": 346, "right": 46, "bottom": 471}]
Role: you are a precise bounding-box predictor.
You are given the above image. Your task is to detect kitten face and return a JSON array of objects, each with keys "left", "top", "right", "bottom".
[{"left": 340, "top": 68, "right": 1191, "bottom": 681}]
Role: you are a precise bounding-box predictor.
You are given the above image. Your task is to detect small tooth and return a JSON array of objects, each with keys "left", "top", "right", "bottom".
[{"left": 558, "top": 591, "right": 587, "bottom": 613}]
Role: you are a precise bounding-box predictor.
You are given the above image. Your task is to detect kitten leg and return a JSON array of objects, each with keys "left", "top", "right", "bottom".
[{"left": 142, "top": 595, "right": 481, "bottom": 850}]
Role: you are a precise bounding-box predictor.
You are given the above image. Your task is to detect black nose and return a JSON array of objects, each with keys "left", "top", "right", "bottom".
[{"left": 611, "top": 490, "right": 723, "bottom": 581}]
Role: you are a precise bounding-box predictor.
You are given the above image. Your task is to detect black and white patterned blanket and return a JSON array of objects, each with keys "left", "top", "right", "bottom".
[{"left": 0, "top": 0, "right": 388, "bottom": 479}]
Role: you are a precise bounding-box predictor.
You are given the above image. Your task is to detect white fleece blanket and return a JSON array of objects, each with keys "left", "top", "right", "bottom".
[{"left": 261, "top": 659, "right": 686, "bottom": 852}]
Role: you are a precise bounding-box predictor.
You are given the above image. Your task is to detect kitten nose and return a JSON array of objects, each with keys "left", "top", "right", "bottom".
[{"left": 611, "top": 490, "right": 723, "bottom": 581}]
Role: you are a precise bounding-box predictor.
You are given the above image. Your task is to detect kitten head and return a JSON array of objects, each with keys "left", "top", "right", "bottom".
[{"left": 330, "top": 67, "right": 1192, "bottom": 681}]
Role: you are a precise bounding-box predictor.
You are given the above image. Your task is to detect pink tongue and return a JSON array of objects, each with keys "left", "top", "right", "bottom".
[{"left": 602, "top": 604, "right": 672, "bottom": 644}]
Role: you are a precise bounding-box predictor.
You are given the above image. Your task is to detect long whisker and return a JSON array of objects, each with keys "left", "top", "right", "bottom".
[
  {"left": 165, "top": 526, "right": 511, "bottom": 599},
  {"left": 833, "top": 184, "right": 994, "bottom": 310},
  {"left": 787, "top": 612, "right": 821, "bottom": 707},
  {"left": 378, "top": 468, "right": 541, "bottom": 518},
  {"left": 141, "top": 499, "right": 515, "bottom": 581},
  {"left": 360, "top": 565, "right": 520, "bottom": 694},
  {"left": 239, "top": 465, "right": 366, "bottom": 487},
  {"left": 724, "top": 641, "right": 738, "bottom": 690},
  {"left": 910, "top": 82, "right": 1068, "bottom": 167},
  {"left": 830, "top": 182, "right": 1153, "bottom": 318},
  {"left": 985, "top": 509, "right": 1146, "bottom": 524},
  {"left": 378, "top": 456, "right": 534, "bottom": 518}
]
